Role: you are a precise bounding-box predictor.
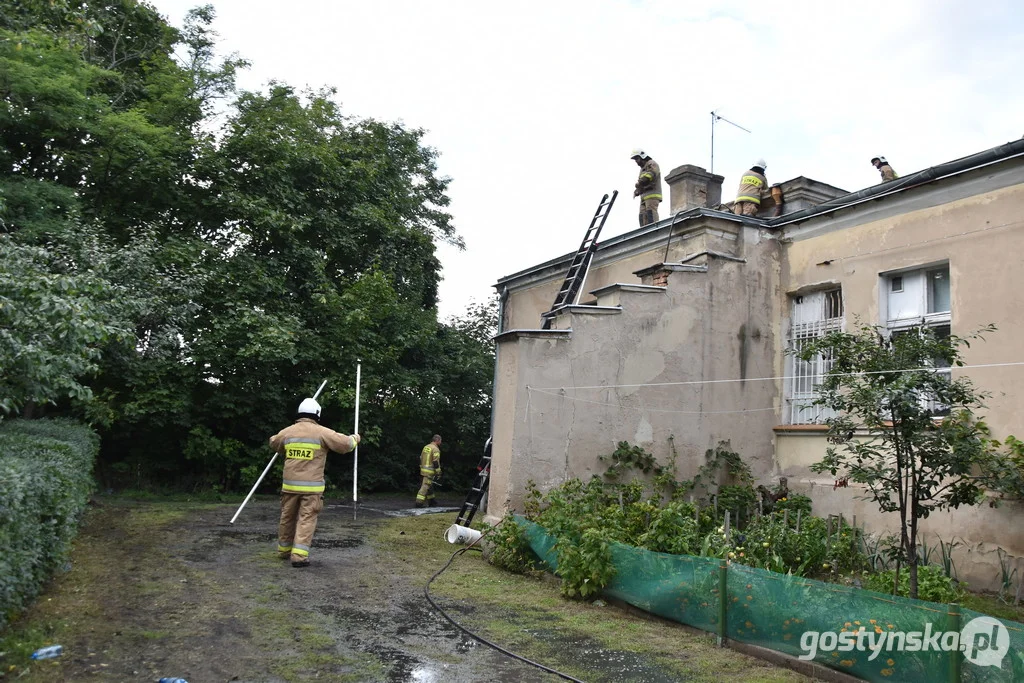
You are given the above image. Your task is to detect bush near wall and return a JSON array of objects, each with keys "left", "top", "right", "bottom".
[{"left": 0, "top": 419, "right": 98, "bottom": 628}]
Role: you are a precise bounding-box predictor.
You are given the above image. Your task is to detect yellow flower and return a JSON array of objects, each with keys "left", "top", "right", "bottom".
[
  {"left": 831, "top": 652, "right": 839, "bottom": 658},
  {"left": 762, "top": 542, "right": 770, "bottom": 547},
  {"left": 854, "top": 621, "right": 861, "bottom": 626},
  {"left": 869, "top": 619, "right": 877, "bottom": 624},
  {"left": 887, "top": 623, "right": 894, "bottom": 629},
  {"left": 746, "top": 621, "right": 753, "bottom": 628},
  {"left": 840, "top": 659, "right": 855, "bottom": 667},
  {"left": 886, "top": 658, "right": 895, "bottom": 666},
  {"left": 844, "top": 622, "right": 852, "bottom": 627},
  {"left": 881, "top": 668, "right": 894, "bottom": 677},
  {"left": 746, "top": 595, "right": 753, "bottom": 601}
]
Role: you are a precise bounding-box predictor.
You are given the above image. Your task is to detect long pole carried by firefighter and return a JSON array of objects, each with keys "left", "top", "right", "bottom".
[
  {"left": 229, "top": 379, "right": 328, "bottom": 524},
  {"left": 353, "top": 360, "right": 361, "bottom": 514}
]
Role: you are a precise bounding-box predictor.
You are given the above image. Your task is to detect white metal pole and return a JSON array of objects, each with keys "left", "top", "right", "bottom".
[
  {"left": 230, "top": 378, "right": 328, "bottom": 524},
  {"left": 229, "top": 452, "right": 277, "bottom": 524},
  {"left": 313, "top": 379, "right": 327, "bottom": 400},
  {"left": 353, "top": 361, "right": 361, "bottom": 504}
]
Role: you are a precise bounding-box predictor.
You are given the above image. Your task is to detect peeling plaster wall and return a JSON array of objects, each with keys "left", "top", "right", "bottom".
[
  {"left": 487, "top": 223, "right": 782, "bottom": 519},
  {"left": 777, "top": 433, "right": 1024, "bottom": 591},
  {"left": 776, "top": 173, "right": 1024, "bottom": 591}
]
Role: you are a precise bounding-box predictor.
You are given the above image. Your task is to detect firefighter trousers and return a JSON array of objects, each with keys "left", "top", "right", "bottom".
[
  {"left": 638, "top": 197, "right": 661, "bottom": 226},
  {"left": 278, "top": 492, "right": 324, "bottom": 560},
  {"left": 416, "top": 474, "right": 436, "bottom": 504}
]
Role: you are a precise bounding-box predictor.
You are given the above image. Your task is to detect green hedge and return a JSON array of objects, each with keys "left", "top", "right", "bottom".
[{"left": 0, "top": 419, "right": 98, "bottom": 628}]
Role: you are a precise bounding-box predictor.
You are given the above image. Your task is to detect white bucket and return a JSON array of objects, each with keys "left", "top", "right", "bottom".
[{"left": 445, "top": 523, "right": 483, "bottom": 545}]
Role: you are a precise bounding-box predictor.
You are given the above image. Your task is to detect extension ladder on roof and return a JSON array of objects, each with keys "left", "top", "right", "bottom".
[{"left": 540, "top": 191, "right": 618, "bottom": 330}]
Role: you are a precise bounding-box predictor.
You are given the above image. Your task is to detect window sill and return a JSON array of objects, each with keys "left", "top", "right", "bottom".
[{"left": 774, "top": 425, "right": 830, "bottom": 433}]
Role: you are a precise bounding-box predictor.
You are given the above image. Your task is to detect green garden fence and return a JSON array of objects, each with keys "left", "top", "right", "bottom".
[{"left": 515, "top": 516, "right": 1024, "bottom": 682}]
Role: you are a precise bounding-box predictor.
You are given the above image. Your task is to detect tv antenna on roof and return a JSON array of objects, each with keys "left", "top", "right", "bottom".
[{"left": 710, "top": 110, "right": 751, "bottom": 174}]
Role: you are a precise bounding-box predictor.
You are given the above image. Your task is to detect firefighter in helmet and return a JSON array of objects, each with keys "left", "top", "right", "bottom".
[{"left": 269, "top": 397, "right": 359, "bottom": 567}]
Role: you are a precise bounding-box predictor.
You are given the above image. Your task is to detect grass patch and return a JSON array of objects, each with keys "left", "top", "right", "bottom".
[
  {"left": 248, "top": 606, "right": 379, "bottom": 683},
  {"left": 369, "top": 513, "right": 809, "bottom": 683},
  {"left": 961, "top": 591, "right": 1024, "bottom": 623},
  {"left": 0, "top": 499, "right": 229, "bottom": 681},
  {"left": 138, "top": 630, "right": 171, "bottom": 640}
]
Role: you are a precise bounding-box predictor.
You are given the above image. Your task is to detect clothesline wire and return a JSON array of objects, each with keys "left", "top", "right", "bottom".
[
  {"left": 527, "top": 387, "right": 785, "bottom": 415},
  {"left": 528, "top": 360, "right": 1024, "bottom": 392}
]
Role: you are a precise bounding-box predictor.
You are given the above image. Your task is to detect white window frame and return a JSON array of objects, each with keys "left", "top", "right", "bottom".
[
  {"left": 882, "top": 265, "right": 952, "bottom": 414},
  {"left": 785, "top": 288, "right": 844, "bottom": 425}
]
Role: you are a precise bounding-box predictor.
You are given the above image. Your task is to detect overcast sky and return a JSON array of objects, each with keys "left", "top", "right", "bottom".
[{"left": 150, "top": 0, "right": 1024, "bottom": 319}]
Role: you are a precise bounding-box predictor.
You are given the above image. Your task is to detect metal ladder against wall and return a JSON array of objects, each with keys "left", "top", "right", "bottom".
[
  {"left": 455, "top": 438, "right": 492, "bottom": 527},
  {"left": 540, "top": 191, "right": 618, "bottom": 330}
]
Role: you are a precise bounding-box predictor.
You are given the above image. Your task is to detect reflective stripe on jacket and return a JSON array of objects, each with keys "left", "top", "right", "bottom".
[
  {"left": 420, "top": 443, "right": 440, "bottom": 476},
  {"left": 735, "top": 169, "right": 767, "bottom": 204},
  {"left": 635, "top": 159, "right": 663, "bottom": 201},
  {"left": 269, "top": 418, "right": 357, "bottom": 494}
]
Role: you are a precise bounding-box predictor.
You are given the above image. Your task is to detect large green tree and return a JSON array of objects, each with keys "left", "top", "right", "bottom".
[
  {"left": 1, "top": 0, "right": 496, "bottom": 494},
  {"left": 0, "top": 231, "right": 126, "bottom": 415},
  {"left": 0, "top": 2, "right": 244, "bottom": 238}
]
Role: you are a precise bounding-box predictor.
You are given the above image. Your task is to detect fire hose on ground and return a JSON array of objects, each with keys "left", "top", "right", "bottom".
[{"left": 424, "top": 520, "right": 586, "bottom": 683}]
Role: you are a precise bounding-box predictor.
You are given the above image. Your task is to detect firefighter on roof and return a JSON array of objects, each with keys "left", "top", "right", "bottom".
[
  {"left": 631, "top": 149, "right": 663, "bottom": 226},
  {"left": 871, "top": 156, "right": 898, "bottom": 182},
  {"left": 733, "top": 159, "right": 767, "bottom": 217}
]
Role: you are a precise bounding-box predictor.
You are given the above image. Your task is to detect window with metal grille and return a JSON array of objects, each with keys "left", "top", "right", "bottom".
[
  {"left": 883, "top": 265, "right": 952, "bottom": 416},
  {"left": 786, "top": 289, "right": 844, "bottom": 424}
]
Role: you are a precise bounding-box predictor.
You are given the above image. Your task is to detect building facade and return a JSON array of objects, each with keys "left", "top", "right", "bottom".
[{"left": 486, "top": 138, "right": 1024, "bottom": 589}]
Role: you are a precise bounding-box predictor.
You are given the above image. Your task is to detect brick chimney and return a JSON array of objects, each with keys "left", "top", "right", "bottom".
[{"left": 664, "top": 164, "right": 724, "bottom": 213}]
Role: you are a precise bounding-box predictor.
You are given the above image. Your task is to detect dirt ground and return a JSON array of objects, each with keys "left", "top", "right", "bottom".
[{"left": 0, "top": 493, "right": 812, "bottom": 682}]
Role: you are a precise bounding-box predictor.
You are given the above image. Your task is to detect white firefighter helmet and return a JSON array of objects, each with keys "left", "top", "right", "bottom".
[
  {"left": 878, "top": 156, "right": 888, "bottom": 164},
  {"left": 297, "top": 397, "right": 321, "bottom": 419},
  {"left": 630, "top": 148, "right": 649, "bottom": 160},
  {"left": 752, "top": 158, "right": 767, "bottom": 170}
]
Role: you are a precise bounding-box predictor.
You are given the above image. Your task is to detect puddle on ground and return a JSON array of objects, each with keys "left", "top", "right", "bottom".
[
  {"left": 215, "top": 529, "right": 277, "bottom": 543},
  {"left": 521, "top": 628, "right": 687, "bottom": 682},
  {"left": 326, "top": 504, "right": 461, "bottom": 518},
  {"left": 316, "top": 603, "right": 476, "bottom": 682},
  {"left": 313, "top": 537, "right": 363, "bottom": 549}
]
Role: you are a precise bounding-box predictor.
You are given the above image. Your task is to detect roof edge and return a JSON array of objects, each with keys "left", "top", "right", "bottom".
[{"left": 768, "top": 138, "right": 1024, "bottom": 227}]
